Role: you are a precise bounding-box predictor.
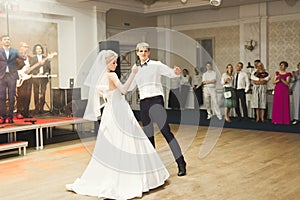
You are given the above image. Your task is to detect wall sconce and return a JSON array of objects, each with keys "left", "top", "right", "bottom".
[
  {"left": 244, "top": 40, "right": 256, "bottom": 51},
  {"left": 210, "top": 0, "right": 222, "bottom": 7}
]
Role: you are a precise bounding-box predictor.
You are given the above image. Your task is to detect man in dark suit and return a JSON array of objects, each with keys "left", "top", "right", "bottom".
[{"left": 0, "top": 35, "right": 23, "bottom": 123}]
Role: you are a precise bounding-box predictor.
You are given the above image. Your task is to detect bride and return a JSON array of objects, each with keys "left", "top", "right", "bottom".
[{"left": 66, "top": 50, "right": 169, "bottom": 199}]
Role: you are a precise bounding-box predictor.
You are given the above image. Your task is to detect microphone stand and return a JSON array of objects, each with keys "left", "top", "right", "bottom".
[{"left": 49, "top": 68, "right": 53, "bottom": 114}]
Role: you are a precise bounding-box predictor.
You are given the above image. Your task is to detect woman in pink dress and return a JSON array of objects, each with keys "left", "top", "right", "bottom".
[{"left": 272, "top": 61, "right": 292, "bottom": 124}]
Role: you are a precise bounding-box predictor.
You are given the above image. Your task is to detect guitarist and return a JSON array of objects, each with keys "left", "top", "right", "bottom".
[
  {"left": 16, "top": 42, "right": 32, "bottom": 119},
  {"left": 31, "top": 44, "right": 51, "bottom": 114}
]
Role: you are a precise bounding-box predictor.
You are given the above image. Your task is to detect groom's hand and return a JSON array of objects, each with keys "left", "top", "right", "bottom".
[{"left": 173, "top": 65, "right": 181, "bottom": 75}]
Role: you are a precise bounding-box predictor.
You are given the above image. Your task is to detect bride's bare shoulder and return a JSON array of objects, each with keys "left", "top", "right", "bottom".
[
  {"left": 107, "top": 72, "right": 119, "bottom": 83},
  {"left": 107, "top": 72, "right": 118, "bottom": 77}
]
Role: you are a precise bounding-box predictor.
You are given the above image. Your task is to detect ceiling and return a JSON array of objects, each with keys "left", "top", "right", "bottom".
[{"left": 57, "top": 0, "right": 294, "bottom": 15}]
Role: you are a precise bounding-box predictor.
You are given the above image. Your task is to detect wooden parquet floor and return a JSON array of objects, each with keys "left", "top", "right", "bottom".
[{"left": 1, "top": 124, "right": 300, "bottom": 200}]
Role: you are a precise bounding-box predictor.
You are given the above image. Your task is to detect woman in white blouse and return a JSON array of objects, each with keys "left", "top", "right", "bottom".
[
  {"left": 221, "top": 64, "right": 235, "bottom": 122},
  {"left": 180, "top": 68, "right": 192, "bottom": 109},
  {"left": 192, "top": 68, "right": 203, "bottom": 109}
]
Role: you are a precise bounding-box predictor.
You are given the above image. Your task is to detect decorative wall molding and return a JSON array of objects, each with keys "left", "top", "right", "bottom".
[
  {"left": 268, "top": 13, "right": 300, "bottom": 22},
  {"left": 172, "top": 20, "right": 239, "bottom": 31}
]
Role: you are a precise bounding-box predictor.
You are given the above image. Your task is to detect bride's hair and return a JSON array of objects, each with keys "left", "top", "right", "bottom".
[
  {"left": 105, "top": 50, "right": 118, "bottom": 64},
  {"left": 83, "top": 49, "right": 118, "bottom": 121}
]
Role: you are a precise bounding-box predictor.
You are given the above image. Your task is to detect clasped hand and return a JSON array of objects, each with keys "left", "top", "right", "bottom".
[
  {"left": 173, "top": 65, "right": 181, "bottom": 75},
  {"left": 131, "top": 65, "right": 138, "bottom": 74}
]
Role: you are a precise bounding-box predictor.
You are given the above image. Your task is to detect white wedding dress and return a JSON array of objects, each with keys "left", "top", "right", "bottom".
[{"left": 66, "top": 89, "right": 169, "bottom": 200}]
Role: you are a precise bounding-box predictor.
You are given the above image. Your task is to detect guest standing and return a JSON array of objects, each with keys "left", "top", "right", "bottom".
[
  {"left": 272, "top": 61, "right": 292, "bottom": 124},
  {"left": 250, "top": 62, "right": 270, "bottom": 122},
  {"left": 291, "top": 62, "right": 300, "bottom": 124},
  {"left": 234, "top": 62, "right": 250, "bottom": 120},
  {"left": 168, "top": 76, "right": 180, "bottom": 110},
  {"left": 31, "top": 44, "right": 51, "bottom": 114},
  {"left": 221, "top": 64, "right": 235, "bottom": 122},
  {"left": 192, "top": 68, "right": 203, "bottom": 109},
  {"left": 16, "top": 42, "right": 32, "bottom": 118},
  {"left": 202, "top": 62, "right": 222, "bottom": 120},
  {"left": 0, "top": 35, "right": 23, "bottom": 123},
  {"left": 180, "top": 68, "right": 192, "bottom": 109}
]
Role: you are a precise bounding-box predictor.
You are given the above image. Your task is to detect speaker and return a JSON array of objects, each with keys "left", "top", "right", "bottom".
[
  {"left": 71, "top": 99, "right": 87, "bottom": 118},
  {"left": 99, "top": 40, "right": 121, "bottom": 78},
  {"left": 69, "top": 78, "right": 74, "bottom": 88},
  {"left": 52, "top": 88, "right": 81, "bottom": 115}
]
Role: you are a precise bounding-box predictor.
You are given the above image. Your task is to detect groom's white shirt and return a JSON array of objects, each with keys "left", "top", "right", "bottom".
[{"left": 129, "top": 60, "right": 179, "bottom": 100}]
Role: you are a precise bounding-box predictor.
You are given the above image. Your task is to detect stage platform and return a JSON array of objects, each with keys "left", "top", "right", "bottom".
[{"left": 0, "top": 115, "right": 91, "bottom": 150}]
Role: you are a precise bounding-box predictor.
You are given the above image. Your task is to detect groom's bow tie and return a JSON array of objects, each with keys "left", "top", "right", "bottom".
[{"left": 140, "top": 59, "right": 149, "bottom": 67}]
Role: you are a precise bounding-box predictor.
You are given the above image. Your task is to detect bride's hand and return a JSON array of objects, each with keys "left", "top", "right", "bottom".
[{"left": 132, "top": 65, "right": 138, "bottom": 74}]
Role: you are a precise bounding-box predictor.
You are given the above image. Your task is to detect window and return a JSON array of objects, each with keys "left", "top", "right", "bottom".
[{"left": 197, "top": 39, "right": 214, "bottom": 73}]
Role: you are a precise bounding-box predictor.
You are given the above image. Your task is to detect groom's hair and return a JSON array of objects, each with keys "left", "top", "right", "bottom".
[{"left": 136, "top": 42, "right": 150, "bottom": 51}]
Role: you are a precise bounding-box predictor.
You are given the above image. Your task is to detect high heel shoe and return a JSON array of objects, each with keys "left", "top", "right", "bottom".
[{"left": 225, "top": 117, "right": 231, "bottom": 122}]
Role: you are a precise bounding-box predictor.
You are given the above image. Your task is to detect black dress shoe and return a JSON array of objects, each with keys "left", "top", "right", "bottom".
[
  {"left": 8, "top": 118, "right": 14, "bottom": 123},
  {"left": 0, "top": 118, "right": 5, "bottom": 124},
  {"left": 244, "top": 117, "right": 250, "bottom": 120},
  {"left": 177, "top": 162, "right": 187, "bottom": 176},
  {"left": 23, "top": 114, "right": 32, "bottom": 118}
]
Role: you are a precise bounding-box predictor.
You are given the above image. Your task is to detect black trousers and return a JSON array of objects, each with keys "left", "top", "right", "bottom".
[
  {"left": 140, "top": 95, "right": 185, "bottom": 165},
  {"left": 235, "top": 89, "right": 248, "bottom": 118},
  {"left": 32, "top": 78, "right": 48, "bottom": 112},
  {"left": 16, "top": 79, "right": 32, "bottom": 117},
  {"left": 193, "top": 85, "right": 203, "bottom": 109},
  {"left": 180, "top": 85, "right": 190, "bottom": 109},
  {"left": 168, "top": 88, "right": 180, "bottom": 109},
  {"left": 0, "top": 74, "right": 16, "bottom": 119}
]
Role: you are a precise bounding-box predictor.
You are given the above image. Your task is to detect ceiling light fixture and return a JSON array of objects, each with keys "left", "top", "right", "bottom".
[
  {"left": 210, "top": 0, "right": 222, "bottom": 7},
  {"left": 181, "top": 0, "right": 188, "bottom": 4},
  {"left": 139, "top": 0, "right": 157, "bottom": 6}
]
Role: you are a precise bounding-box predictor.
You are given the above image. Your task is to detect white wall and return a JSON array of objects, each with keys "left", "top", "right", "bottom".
[{"left": 18, "top": 0, "right": 100, "bottom": 88}]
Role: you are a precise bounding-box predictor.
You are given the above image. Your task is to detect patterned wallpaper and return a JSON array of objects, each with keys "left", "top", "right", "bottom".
[
  {"left": 181, "top": 20, "right": 300, "bottom": 89},
  {"left": 268, "top": 19, "right": 300, "bottom": 83},
  {"left": 243, "top": 22, "right": 260, "bottom": 66},
  {"left": 182, "top": 25, "right": 240, "bottom": 76}
]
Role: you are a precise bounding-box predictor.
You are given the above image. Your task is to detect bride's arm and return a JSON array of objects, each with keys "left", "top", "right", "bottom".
[{"left": 109, "top": 65, "right": 138, "bottom": 94}]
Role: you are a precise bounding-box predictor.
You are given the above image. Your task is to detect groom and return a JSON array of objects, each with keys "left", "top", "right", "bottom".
[{"left": 129, "top": 42, "right": 187, "bottom": 176}]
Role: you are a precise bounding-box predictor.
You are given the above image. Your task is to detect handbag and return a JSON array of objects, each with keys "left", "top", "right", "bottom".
[{"left": 224, "top": 90, "right": 232, "bottom": 99}]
